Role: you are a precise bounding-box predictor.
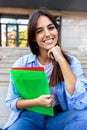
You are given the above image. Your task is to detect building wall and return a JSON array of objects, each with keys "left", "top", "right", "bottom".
[
  {"left": 0, "top": 7, "right": 87, "bottom": 49},
  {"left": 61, "top": 12, "right": 87, "bottom": 49}
]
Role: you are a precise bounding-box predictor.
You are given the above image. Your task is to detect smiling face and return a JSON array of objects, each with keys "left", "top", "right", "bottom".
[{"left": 35, "top": 15, "right": 58, "bottom": 53}]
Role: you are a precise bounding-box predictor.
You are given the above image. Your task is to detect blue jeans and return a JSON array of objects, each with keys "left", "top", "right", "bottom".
[{"left": 7, "top": 108, "right": 87, "bottom": 130}]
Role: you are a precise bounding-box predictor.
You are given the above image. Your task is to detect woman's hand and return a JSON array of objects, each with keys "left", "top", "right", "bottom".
[
  {"left": 37, "top": 94, "right": 55, "bottom": 107},
  {"left": 16, "top": 94, "right": 55, "bottom": 109},
  {"left": 48, "top": 45, "right": 76, "bottom": 95},
  {"left": 48, "top": 45, "right": 65, "bottom": 63}
]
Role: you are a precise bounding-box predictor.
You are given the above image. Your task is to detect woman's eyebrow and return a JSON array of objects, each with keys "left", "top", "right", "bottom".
[
  {"left": 48, "top": 23, "right": 54, "bottom": 27},
  {"left": 35, "top": 23, "right": 54, "bottom": 31},
  {"left": 35, "top": 27, "right": 42, "bottom": 31},
  {"left": 36, "top": 23, "right": 54, "bottom": 30}
]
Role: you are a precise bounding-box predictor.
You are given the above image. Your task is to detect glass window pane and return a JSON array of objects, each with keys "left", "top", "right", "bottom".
[
  {"left": 1, "top": 17, "right": 28, "bottom": 47},
  {"left": 1, "top": 24, "right": 6, "bottom": 46},
  {"left": 17, "top": 19, "right": 28, "bottom": 24},
  {"left": 1, "top": 18, "right": 28, "bottom": 24},
  {"left": 7, "top": 25, "right": 17, "bottom": 47},
  {"left": 19, "top": 25, "right": 28, "bottom": 47},
  {"left": 1, "top": 18, "right": 17, "bottom": 24}
]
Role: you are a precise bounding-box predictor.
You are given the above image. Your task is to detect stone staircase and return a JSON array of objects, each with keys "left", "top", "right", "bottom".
[
  {"left": 65, "top": 48, "right": 87, "bottom": 78},
  {"left": 0, "top": 47, "right": 87, "bottom": 129},
  {"left": 0, "top": 47, "right": 30, "bottom": 129}
]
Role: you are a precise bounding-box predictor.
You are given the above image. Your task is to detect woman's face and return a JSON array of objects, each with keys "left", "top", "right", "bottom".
[{"left": 35, "top": 15, "right": 58, "bottom": 52}]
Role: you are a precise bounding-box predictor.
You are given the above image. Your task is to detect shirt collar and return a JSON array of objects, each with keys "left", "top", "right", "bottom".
[{"left": 27, "top": 53, "right": 37, "bottom": 63}]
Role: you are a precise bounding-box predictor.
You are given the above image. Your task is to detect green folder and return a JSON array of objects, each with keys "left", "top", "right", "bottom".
[{"left": 10, "top": 68, "right": 54, "bottom": 116}]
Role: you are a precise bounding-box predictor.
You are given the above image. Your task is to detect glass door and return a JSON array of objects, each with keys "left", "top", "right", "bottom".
[{"left": 6, "top": 24, "right": 17, "bottom": 47}]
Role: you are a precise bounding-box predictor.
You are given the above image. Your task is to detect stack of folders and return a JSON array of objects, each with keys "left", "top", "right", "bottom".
[{"left": 10, "top": 67, "right": 54, "bottom": 116}]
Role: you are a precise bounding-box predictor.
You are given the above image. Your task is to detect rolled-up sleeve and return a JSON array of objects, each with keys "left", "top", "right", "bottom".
[
  {"left": 5, "top": 53, "right": 35, "bottom": 112},
  {"left": 5, "top": 55, "right": 29, "bottom": 112},
  {"left": 5, "top": 76, "right": 22, "bottom": 112},
  {"left": 65, "top": 55, "right": 87, "bottom": 110}
]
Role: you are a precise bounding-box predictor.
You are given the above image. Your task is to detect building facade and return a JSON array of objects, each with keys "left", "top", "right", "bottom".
[{"left": 0, "top": 0, "right": 87, "bottom": 49}]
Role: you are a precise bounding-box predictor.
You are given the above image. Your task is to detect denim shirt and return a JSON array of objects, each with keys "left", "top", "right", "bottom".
[{"left": 3, "top": 53, "right": 87, "bottom": 130}]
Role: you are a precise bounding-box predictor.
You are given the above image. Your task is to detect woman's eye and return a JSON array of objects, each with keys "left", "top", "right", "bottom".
[
  {"left": 48, "top": 26, "right": 55, "bottom": 30},
  {"left": 36, "top": 29, "right": 43, "bottom": 34}
]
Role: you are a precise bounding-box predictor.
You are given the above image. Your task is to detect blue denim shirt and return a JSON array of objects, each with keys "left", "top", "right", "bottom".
[{"left": 3, "top": 53, "right": 87, "bottom": 130}]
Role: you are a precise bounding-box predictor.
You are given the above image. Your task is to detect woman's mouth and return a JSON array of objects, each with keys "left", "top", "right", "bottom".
[{"left": 44, "top": 38, "right": 53, "bottom": 44}]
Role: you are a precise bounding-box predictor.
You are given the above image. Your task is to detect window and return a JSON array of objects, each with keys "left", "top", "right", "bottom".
[{"left": 0, "top": 15, "right": 29, "bottom": 47}]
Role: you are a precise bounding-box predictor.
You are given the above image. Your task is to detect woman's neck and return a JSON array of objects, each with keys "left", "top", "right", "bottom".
[{"left": 37, "top": 53, "right": 52, "bottom": 65}]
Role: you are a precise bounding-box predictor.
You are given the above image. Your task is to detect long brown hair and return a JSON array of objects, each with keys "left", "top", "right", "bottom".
[{"left": 28, "top": 8, "right": 70, "bottom": 86}]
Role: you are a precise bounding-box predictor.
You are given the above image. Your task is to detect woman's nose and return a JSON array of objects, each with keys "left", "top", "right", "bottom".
[{"left": 44, "top": 29, "right": 50, "bottom": 37}]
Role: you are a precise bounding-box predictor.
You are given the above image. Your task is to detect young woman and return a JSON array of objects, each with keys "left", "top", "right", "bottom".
[{"left": 4, "top": 8, "right": 87, "bottom": 130}]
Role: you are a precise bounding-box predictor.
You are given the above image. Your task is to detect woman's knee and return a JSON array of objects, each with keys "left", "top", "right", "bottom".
[
  {"left": 45, "top": 109, "right": 87, "bottom": 130},
  {"left": 64, "top": 109, "right": 87, "bottom": 130}
]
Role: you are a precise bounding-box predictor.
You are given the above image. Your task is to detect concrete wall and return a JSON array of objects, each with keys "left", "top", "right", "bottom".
[{"left": 61, "top": 12, "right": 87, "bottom": 49}]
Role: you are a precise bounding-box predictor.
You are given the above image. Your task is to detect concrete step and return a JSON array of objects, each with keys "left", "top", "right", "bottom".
[
  {"left": 0, "top": 47, "right": 29, "bottom": 51},
  {"left": 0, "top": 75, "right": 10, "bottom": 82},
  {"left": 81, "top": 64, "right": 87, "bottom": 68},
  {"left": 0, "top": 82, "right": 9, "bottom": 86},
  {"left": 0, "top": 85, "right": 11, "bottom": 128},
  {"left": 0, "top": 64, "right": 12, "bottom": 68},
  {"left": 65, "top": 47, "right": 87, "bottom": 55},
  {"left": 0, "top": 47, "right": 87, "bottom": 129},
  {"left": 0, "top": 47, "right": 29, "bottom": 55},
  {"left": 84, "top": 75, "right": 87, "bottom": 78},
  {"left": 0, "top": 68, "right": 10, "bottom": 74},
  {"left": 0, "top": 57, "right": 20, "bottom": 63}
]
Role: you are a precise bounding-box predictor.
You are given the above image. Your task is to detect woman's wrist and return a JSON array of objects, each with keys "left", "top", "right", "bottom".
[{"left": 56, "top": 56, "right": 66, "bottom": 64}]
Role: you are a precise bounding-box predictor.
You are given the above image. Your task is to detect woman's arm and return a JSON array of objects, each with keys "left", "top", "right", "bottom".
[
  {"left": 48, "top": 45, "right": 77, "bottom": 95},
  {"left": 16, "top": 95, "right": 54, "bottom": 109},
  {"left": 6, "top": 76, "right": 54, "bottom": 111},
  {"left": 58, "top": 58, "right": 77, "bottom": 95}
]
